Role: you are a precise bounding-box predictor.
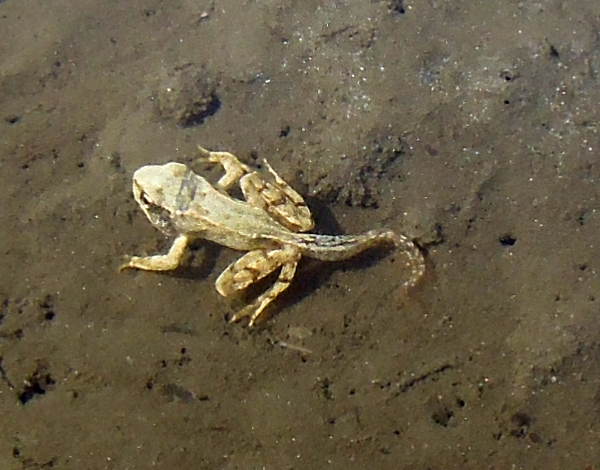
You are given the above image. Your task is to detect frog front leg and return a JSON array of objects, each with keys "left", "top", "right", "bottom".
[
  {"left": 215, "top": 245, "right": 301, "bottom": 326},
  {"left": 120, "top": 234, "right": 190, "bottom": 271},
  {"left": 196, "top": 145, "right": 314, "bottom": 232},
  {"left": 196, "top": 145, "right": 252, "bottom": 190}
]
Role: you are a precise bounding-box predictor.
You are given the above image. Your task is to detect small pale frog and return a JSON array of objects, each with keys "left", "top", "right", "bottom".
[{"left": 121, "top": 146, "right": 425, "bottom": 326}]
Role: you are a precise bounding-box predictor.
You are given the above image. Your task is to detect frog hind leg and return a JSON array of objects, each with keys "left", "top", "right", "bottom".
[
  {"left": 215, "top": 245, "right": 301, "bottom": 326},
  {"left": 120, "top": 234, "right": 189, "bottom": 271},
  {"left": 239, "top": 160, "right": 314, "bottom": 232}
]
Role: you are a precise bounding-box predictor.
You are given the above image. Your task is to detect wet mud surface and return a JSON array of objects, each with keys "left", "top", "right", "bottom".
[{"left": 1, "top": 1, "right": 600, "bottom": 468}]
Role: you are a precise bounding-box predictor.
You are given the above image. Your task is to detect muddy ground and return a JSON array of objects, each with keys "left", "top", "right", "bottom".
[{"left": 1, "top": 0, "right": 600, "bottom": 468}]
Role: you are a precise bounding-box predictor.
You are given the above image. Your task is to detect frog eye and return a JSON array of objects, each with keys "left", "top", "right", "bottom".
[{"left": 140, "top": 192, "right": 154, "bottom": 208}]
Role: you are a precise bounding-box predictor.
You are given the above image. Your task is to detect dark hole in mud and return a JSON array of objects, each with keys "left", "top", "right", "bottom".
[
  {"left": 432, "top": 407, "right": 454, "bottom": 427},
  {"left": 18, "top": 373, "right": 56, "bottom": 405},
  {"left": 179, "top": 93, "right": 221, "bottom": 128},
  {"left": 40, "top": 296, "right": 56, "bottom": 321},
  {"left": 510, "top": 412, "right": 532, "bottom": 438},
  {"left": 390, "top": 0, "right": 406, "bottom": 15},
  {"left": 499, "top": 235, "right": 516, "bottom": 246}
]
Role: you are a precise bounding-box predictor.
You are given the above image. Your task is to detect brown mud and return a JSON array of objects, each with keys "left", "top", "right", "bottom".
[{"left": 1, "top": 1, "right": 599, "bottom": 468}]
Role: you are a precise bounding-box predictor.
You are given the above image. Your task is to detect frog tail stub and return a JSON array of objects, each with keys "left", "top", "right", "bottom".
[{"left": 295, "top": 229, "right": 425, "bottom": 287}]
